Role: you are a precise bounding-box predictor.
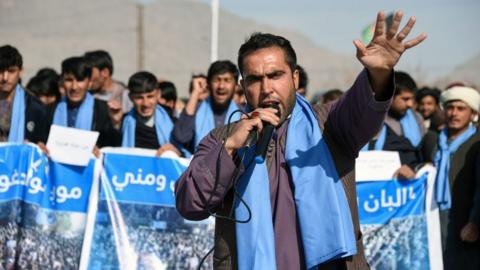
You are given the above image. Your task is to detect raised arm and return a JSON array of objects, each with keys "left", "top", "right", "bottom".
[
  {"left": 172, "top": 110, "right": 196, "bottom": 145},
  {"left": 172, "top": 77, "right": 208, "bottom": 146},
  {"left": 353, "top": 10, "right": 427, "bottom": 97},
  {"left": 326, "top": 11, "right": 427, "bottom": 156}
]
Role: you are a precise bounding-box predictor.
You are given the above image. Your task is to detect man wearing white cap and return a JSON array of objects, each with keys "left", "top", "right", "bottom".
[{"left": 434, "top": 86, "right": 480, "bottom": 270}]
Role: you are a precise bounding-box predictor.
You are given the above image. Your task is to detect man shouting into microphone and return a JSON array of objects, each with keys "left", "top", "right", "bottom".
[{"left": 175, "top": 11, "right": 426, "bottom": 270}]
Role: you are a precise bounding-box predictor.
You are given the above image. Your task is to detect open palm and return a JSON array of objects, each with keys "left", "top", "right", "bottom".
[{"left": 354, "top": 11, "right": 427, "bottom": 72}]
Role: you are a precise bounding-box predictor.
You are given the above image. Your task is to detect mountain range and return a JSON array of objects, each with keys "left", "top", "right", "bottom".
[{"left": 1, "top": 0, "right": 478, "bottom": 97}]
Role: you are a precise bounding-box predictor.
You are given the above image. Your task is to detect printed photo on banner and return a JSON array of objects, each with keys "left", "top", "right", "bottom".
[
  {"left": 81, "top": 148, "right": 214, "bottom": 270},
  {"left": 356, "top": 150, "right": 443, "bottom": 270},
  {"left": 0, "top": 143, "right": 98, "bottom": 270}
]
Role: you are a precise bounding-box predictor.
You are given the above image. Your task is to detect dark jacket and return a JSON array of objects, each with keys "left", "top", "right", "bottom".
[
  {"left": 442, "top": 130, "right": 480, "bottom": 270},
  {"left": 419, "top": 130, "right": 438, "bottom": 163},
  {"left": 92, "top": 99, "right": 121, "bottom": 147},
  {"left": 381, "top": 125, "right": 422, "bottom": 169},
  {"left": 448, "top": 130, "right": 480, "bottom": 242},
  {"left": 24, "top": 92, "right": 50, "bottom": 143}
]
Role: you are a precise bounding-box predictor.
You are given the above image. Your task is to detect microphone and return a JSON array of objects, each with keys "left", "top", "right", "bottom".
[
  {"left": 253, "top": 102, "right": 279, "bottom": 163},
  {"left": 244, "top": 127, "right": 258, "bottom": 148}
]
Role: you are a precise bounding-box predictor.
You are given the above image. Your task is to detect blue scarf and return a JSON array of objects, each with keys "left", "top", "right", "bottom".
[
  {"left": 8, "top": 84, "right": 26, "bottom": 143},
  {"left": 360, "top": 125, "right": 387, "bottom": 151},
  {"left": 235, "top": 95, "right": 357, "bottom": 269},
  {"left": 400, "top": 109, "right": 422, "bottom": 147},
  {"left": 53, "top": 93, "right": 94, "bottom": 130},
  {"left": 122, "top": 105, "right": 173, "bottom": 147},
  {"left": 122, "top": 105, "right": 192, "bottom": 157},
  {"left": 434, "top": 125, "right": 477, "bottom": 210},
  {"left": 194, "top": 97, "right": 240, "bottom": 149}
]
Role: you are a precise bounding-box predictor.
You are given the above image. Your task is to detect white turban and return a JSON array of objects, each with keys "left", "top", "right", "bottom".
[{"left": 440, "top": 86, "right": 480, "bottom": 112}]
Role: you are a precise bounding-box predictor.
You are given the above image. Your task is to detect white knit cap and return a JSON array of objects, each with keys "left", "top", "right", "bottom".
[{"left": 441, "top": 86, "right": 480, "bottom": 112}]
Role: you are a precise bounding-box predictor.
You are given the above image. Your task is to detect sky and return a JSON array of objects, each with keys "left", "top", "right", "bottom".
[{"left": 196, "top": 0, "right": 480, "bottom": 82}]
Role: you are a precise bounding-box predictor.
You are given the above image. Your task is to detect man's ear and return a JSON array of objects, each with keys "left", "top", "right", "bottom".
[
  {"left": 293, "top": 69, "right": 299, "bottom": 90},
  {"left": 471, "top": 111, "right": 478, "bottom": 122},
  {"left": 100, "top": 68, "right": 110, "bottom": 78},
  {"left": 167, "top": 100, "right": 175, "bottom": 110}
]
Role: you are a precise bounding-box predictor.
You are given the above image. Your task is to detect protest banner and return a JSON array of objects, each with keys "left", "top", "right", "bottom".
[
  {"left": 0, "top": 145, "right": 445, "bottom": 270},
  {"left": 0, "top": 143, "right": 98, "bottom": 269},
  {"left": 80, "top": 148, "right": 213, "bottom": 270},
  {"left": 356, "top": 150, "right": 443, "bottom": 270}
]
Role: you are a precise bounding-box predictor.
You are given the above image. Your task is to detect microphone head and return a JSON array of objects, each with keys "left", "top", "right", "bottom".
[
  {"left": 252, "top": 102, "right": 279, "bottom": 164},
  {"left": 261, "top": 101, "right": 281, "bottom": 118}
]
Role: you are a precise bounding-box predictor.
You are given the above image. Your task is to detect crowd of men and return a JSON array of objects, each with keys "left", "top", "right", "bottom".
[
  {"left": 89, "top": 225, "right": 213, "bottom": 270},
  {"left": 0, "top": 202, "right": 84, "bottom": 270},
  {"left": 90, "top": 204, "right": 214, "bottom": 270},
  {"left": 362, "top": 215, "right": 428, "bottom": 269},
  {"left": 1, "top": 26, "right": 479, "bottom": 270}
]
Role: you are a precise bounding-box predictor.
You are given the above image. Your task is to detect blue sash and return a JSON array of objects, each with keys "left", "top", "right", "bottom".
[
  {"left": 400, "top": 109, "right": 422, "bottom": 147},
  {"left": 360, "top": 125, "right": 387, "bottom": 151},
  {"left": 235, "top": 95, "right": 357, "bottom": 269},
  {"left": 194, "top": 98, "right": 240, "bottom": 148},
  {"left": 8, "top": 84, "right": 26, "bottom": 142},
  {"left": 53, "top": 93, "right": 94, "bottom": 130},
  {"left": 434, "top": 126, "right": 477, "bottom": 210},
  {"left": 122, "top": 105, "right": 173, "bottom": 147},
  {"left": 122, "top": 105, "right": 192, "bottom": 157}
]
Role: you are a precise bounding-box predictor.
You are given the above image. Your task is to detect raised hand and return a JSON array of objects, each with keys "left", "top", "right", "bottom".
[
  {"left": 107, "top": 99, "right": 124, "bottom": 130},
  {"left": 185, "top": 77, "right": 209, "bottom": 115},
  {"left": 354, "top": 10, "right": 427, "bottom": 73},
  {"left": 353, "top": 11, "right": 427, "bottom": 98}
]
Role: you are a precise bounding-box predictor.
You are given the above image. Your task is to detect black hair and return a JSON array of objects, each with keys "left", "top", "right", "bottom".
[
  {"left": 26, "top": 74, "right": 61, "bottom": 101},
  {"left": 322, "top": 89, "right": 344, "bottom": 104},
  {"left": 158, "top": 81, "right": 177, "bottom": 102},
  {"left": 84, "top": 50, "right": 114, "bottom": 75},
  {"left": 394, "top": 71, "right": 417, "bottom": 95},
  {"left": 415, "top": 87, "right": 441, "bottom": 104},
  {"left": 128, "top": 71, "right": 158, "bottom": 95},
  {"left": 238, "top": 32, "right": 297, "bottom": 75},
  {"left": 0, "top": 45, "right": 23, "bottom": 70},
  {"left": 296, "top": 65, "right": 308, "bottom": 89},
  {"left": 207, "top": 60, "right": 239, "bottom": 83},
  {"left": 36, "top": 67, "right": 59, "bottom": 79},
  {"left": 61, "top": 57, "right": 92, "bottom": 80}
]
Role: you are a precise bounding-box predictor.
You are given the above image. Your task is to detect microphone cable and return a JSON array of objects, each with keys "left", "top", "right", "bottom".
[{"left": 197, "top": 109, "right": 259, "bottom": 270}]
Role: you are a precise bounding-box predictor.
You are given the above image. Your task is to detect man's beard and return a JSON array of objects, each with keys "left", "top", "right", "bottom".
[
  {"left": 388, "top": 108, "right": 406, "bottom": 120},
  {"left": 212, "top": 94, "right": 233, "bottom": 111}
]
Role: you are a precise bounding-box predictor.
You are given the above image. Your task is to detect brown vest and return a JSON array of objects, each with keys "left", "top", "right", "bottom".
[{"left": 210, "top": 104, "right": 370, "bottom": 270}]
